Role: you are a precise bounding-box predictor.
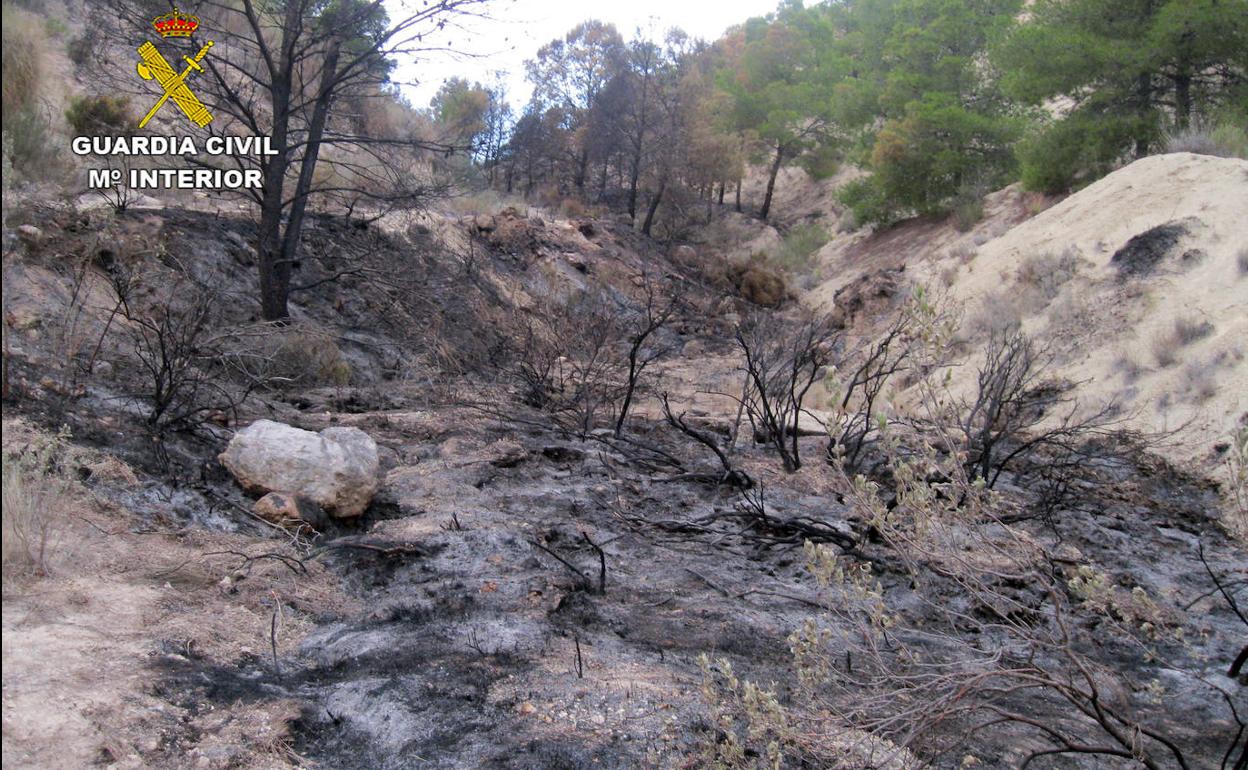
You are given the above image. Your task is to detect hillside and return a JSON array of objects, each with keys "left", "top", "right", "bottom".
[
  {"left": 4, "top": 168, "right": 1247, "bottom": 768},
  {"left": 3, "top": 0, "right": 1247, "bottom": 768},
  {"left": 934, "top": 153, "right": 1248, "bottom": 465},
  {"left": 778, "top": 153, "right": 1248, "bottom": 469}
]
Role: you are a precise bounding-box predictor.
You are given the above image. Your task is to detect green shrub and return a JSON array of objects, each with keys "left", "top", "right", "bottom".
[
  {"left": 773, "top": 222, "right": 828, "bottom": 274},
  {"left": 837, "top": 176, "right": 896, "bottom": 228},
  {"left": 2, "top": 107, "right": 56, "bottom": 180},
  {"left": 66, "top": 31, "right": 99, "bottom": 68},
  {"left": 1210, "top": 123, "right": 1248, "bottom": 160},
  {"left": 1019, "top": 107, "right": 1158, "bottom": 194},
  {"left": 799, "top": 142, "right": 841, "bottom": 180},
  {"left": 43, "top": 16, "right": 67, "bottom": 39},
  {"left": 66, "top": 95, "right": 133, "bottom": 136},
  {"left": 952, "top": 198, "right": 984, "bottom": 232}
]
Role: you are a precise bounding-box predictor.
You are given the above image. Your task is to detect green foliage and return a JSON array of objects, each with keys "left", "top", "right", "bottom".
[
  {"left": 952, "top": 198, "right": 984, "bottom": 232},
  {"left": 776, "top": 222, "right": 828, "bottom": 271},
  {"left": 66, "top": 95, "right": 133, "bottom": 137},
  {"left": 819, "top": 0, "right": 1023, "bottom": 224},
  {"left": 996, "top": 0, "right": 1248, "bottom": 192},
  {"left": 66, "top": 29, "right": 99, "bottom": 68},
  {"left": 876, "top": 0, "right": 1024, "bottom": 117},
  {"left": 837, "top": 176, "right": 896, "bottom": 229},
  {"left": 2, "top": 108, "right": 56, "bottom": 181},
  {"left": 43, "top": 16, "right": 67, "bottom": 38},
  {"left": 319, "top": 0, "right": 394, "bottom": 79},
  {"left": 431, "top": 77, "right": 491, "bottom": 148},
  {"left": 1017, "top": 106, "right": 1155, "bottom": 194},
  {"left": 718, "top": 5, "right": 844, "bottom": 174},
  {"left": 798, "top": 142, "right": 840, "bottom": 180},
  {"left": 526, "top": 19, "right": 625, "bottom": 114},
  {"left": 868, "top": 94, "right": 1019, "bottom": 220}
]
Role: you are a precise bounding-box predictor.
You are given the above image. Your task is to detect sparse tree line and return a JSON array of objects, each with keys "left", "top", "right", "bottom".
[{"left": 436, "top": 0, "right": 1245, "bottom": 232}]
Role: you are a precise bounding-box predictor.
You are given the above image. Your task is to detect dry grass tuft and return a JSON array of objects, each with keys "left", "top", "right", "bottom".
[
  {"left": 1113, "top": 355, "right": 1144, "bottom": 384},
  {"left": 1152, "top": 316, "right": 1215, "bottom": 367},
  {"left": 559, "top": 197, "right": 587, "bottom": 219},
  {"left": 1222, "top": 428, "right": 1248, "bottom": 541},
  {"left": 2, "top": 429, "right": 72, "bottom": 580},
  {"left": 1017, "top": 247, "right": 1083, "bottom": 301},
  {"left": 948, "top": 242, "right": 978, "bottom": 263},
  {"left": 1182, "top": 360, "right": 1219, "bottom": 403},
  {"left": 964, "top": 289, "right": 1022, "bottom": 340},
  {"left": 0, "top": 3, "right": 43, "bottom": 115},
  {"left": 1164, "top": 122, "right": 1248, "bottom": 160}
]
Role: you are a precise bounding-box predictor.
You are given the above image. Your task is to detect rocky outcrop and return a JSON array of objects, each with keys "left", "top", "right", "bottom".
[
  {"left": 219, "top": 420, "right": 380, "bottom": 518},
  {"left": 829, "top": 265, "right": 906, "bottom": 330}
]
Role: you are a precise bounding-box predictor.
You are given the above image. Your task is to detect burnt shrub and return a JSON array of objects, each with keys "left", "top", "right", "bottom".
[{"left": 1111, "top": 221, "right": 1189, "bottom": 279}]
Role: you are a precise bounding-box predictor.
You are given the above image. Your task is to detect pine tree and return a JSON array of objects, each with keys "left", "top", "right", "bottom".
[
  {"left": 836, "top": 0, "right": 1024, "bottom": 224},
  {"left": 995, "top": 0, "right": 1248, "bottom": 193},
  {"left": 719, "top": 4, "right": 842, "bottom": 222}
]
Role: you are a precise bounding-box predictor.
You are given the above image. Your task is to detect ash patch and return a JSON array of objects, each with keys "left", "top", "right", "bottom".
[{"left": 1110, "top": 220, "right": 1193, "bottom": 279}]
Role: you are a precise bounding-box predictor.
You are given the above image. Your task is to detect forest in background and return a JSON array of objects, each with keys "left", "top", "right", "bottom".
[
  {"left": 3, "top": 0, "right": 1245, "bottom": 320},
  {"left": 432, "top": 0, "right": 1247, "bottom": 229}
]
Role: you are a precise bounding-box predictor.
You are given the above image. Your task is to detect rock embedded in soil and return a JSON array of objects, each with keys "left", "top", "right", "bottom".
[
  {"left": 253, "top": 491, "right": 331, "bottom": 529},
  {"left": 219, "top": 420, "right": 380, "bottom": 518},
  {"left": 17, "top": 225, "right": 44, "bottom": 248}
]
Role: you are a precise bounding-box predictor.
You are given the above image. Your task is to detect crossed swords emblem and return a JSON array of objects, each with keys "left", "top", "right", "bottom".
[{"left": 136, "top": 40, "right": 214, "bottom": 128}]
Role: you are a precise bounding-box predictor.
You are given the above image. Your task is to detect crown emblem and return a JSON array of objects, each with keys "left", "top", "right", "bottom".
[{"left": 152, "top": 8, "right": 200, "bottom": 38}]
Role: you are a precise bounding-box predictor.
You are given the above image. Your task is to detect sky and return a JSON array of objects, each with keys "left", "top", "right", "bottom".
[{"left": 389, "top": 0, "right": 781, "bottom": 110}]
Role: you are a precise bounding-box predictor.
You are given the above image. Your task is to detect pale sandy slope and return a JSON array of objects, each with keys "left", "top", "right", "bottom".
[{"left": 930, "top": 153, "right": 1248, "bottom": 467}]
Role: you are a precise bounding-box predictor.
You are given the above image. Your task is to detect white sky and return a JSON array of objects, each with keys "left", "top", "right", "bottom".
[{"left": 389, "top": 0, "right": 781, "bottom": 110}]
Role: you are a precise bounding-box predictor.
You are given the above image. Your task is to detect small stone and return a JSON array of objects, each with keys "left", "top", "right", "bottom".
[
  {"left": 487, "top": 439, "right": 528, "bottom": 468},
  {"left": 254, "top": 491, "right": 330, "bottom": 529},
  {"left": 5, "top": 309, "right": 41, "bottom": 331},
  {"left": 17, "top": 225, "right": 44, "bottom": 248}
]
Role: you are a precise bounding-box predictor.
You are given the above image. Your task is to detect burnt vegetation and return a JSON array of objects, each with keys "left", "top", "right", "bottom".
[{"left": 3, "top": 1, "right": 1246, "bottom": 769}]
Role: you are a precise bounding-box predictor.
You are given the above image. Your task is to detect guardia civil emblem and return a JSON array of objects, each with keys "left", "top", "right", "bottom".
[{"left": 136, "top": 7, "right": 214, "bottom": 128}]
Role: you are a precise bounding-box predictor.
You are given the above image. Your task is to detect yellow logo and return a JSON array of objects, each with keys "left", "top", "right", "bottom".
[{"left": 135, "top": 8, "right": 213, "bottom": 128}]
